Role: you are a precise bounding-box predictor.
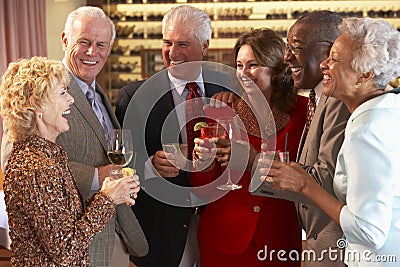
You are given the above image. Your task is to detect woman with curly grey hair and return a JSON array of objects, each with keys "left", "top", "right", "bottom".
[
  {"left": 260, "top": 17, "right": 400, "bottom": 266},
  {"left": 0, "top": 56, "right": 140, "bottom": 266}
]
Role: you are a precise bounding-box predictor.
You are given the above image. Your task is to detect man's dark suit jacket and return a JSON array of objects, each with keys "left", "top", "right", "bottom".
[{"left": 115, "top": 68, "right": 231, "bottom": 267}]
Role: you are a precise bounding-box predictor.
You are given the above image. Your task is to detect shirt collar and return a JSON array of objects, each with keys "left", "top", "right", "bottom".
[
  {"left": 297, "top": 80, "right": 324, "bottom": 105},
  {"left": 314, "top": 80, "right": 324, "bottom": 100},
  {"left": 62, "top": 59, "right": 96, "bottom": 95},
  {"left": 167, "top": 69, "right": 205, "bottom": 96}
]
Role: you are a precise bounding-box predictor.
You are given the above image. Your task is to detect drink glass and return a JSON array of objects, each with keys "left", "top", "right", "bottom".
[
  {"left": 162, "top": 143, "right": 187, "bottom": 169},
  {"left": 259, "top": 149, "right": 289, "bottom": 185},
  {"left": 216, "top": 118, "right": 242, "bottom": 191},
  {"left": 107, "top": 129, "right": 134, "bottom": 179},
  {"left": 278, "top": 151, "right": 289, "bottom": 163},
  {"left": 198, "top": 123, "right": 218, "bottom": 150},
  {"left": 261, "top": 150, "right": 289, "bottom": 163}
]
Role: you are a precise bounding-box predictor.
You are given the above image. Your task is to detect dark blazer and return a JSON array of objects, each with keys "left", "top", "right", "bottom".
[
  {"left": 57, "top": 79, "right": 148, "bottom": 266},
  {"left": 296, "top": 93, "right": 350, "bottom": 267},
  {"left": 115, "top": 68, "right": 231, "bottom": 267}
]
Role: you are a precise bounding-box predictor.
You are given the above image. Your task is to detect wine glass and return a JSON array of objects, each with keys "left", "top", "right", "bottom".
[
  {"left": 162, "top": 143, "right": 187, "bottom": 170},
  {"left": 216, "top": 117, "right": 242, "bottom": 191},
  {"left": 107, "top": 129, "right": 134, "bottom": 179}
]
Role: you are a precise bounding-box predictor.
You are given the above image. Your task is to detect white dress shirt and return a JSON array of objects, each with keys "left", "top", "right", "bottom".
[{"left": 144, "top": 70, "right": 205, "bottom": 179}]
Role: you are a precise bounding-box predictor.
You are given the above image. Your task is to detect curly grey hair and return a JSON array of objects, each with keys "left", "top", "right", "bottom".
[
  {"left": 340, "top": 18, "right": 400, "bottom": 89},
  {"left": 162, "top": 5, "right": 212, "bottom": 46},
  {"left": 63, "top": 6, "right": 116, "bottom": 47}
]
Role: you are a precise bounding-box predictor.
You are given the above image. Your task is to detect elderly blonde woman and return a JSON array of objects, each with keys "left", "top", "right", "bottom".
[
  {"left": 0, "top": 56, "right": 140, "bottom": 266},
  {"left": 261, "top": 18, "right": 400, "bottom": 266}
]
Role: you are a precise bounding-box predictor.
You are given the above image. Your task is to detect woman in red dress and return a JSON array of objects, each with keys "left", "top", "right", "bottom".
[{"left": 193, "top": 28, "right": 308, "bottom": 266}]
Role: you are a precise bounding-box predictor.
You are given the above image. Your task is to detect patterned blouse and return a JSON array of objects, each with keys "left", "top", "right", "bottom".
[{"left": 4, "top": 135, "right": 116, "bottom": 266}]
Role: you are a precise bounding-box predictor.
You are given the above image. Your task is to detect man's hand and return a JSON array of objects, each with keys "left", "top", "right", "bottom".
[
  {"left": 98, "top": 164, "right": 119, "bottom": 187},
  {"left": 152, "top": 150, "right": 180, "bottom": 178}
]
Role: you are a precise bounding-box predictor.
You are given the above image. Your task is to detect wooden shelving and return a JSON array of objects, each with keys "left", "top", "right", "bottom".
[{"left": 100, "top": 0, "right": 400, "bottom": 103}]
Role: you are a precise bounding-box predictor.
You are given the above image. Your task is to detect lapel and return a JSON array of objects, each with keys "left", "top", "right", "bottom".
[
  {"left": 95, "top": 83, "right": 120, "bottom": 129},
  {"left": 297, "top": 92, "right": 327, "bottom": 161},
  {"left": 135, "top": 70, "right": 180, "bottom": 155},
  {"left": 67, "top": 79, "right": 112, "bottom": 151},
  {"left": 202, "top": 68, "right": 230, "bottom": 97},
  {"left": 296, "top": 126, "right": 307, "bottom": 161},
  {"left": 153, "top": 70, "right": 176, "bottom": 119},
  {"left": 154, "top": 71, "right": 180, "bottom": 143}
]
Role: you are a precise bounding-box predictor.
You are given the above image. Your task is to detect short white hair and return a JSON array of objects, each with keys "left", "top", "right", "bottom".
[
  {"left": 340, "top": 18, "right": 400, "bottom": 89},
  {"left": 162, "top": 5, "right": 212, "bottom": 46},
  {"left": 64, "top": 6, "right": 116, "bottom": 47}
]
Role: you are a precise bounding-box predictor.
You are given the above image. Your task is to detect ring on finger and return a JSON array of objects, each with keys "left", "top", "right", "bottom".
[{"left": 265, "top": 177, "right": 274, "bottom": 184}]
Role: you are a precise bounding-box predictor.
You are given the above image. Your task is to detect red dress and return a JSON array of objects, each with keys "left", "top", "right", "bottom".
[{"left": 196, "top": 95, "right": 308, "bottom": 267}]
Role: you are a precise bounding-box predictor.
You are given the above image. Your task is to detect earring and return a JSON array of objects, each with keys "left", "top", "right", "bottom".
[
  {"left": 37, "top": 113, "right": 43, "bottom": 119},
  {"left": 356, "top": 82, "right": 362, "bottom": 87}
]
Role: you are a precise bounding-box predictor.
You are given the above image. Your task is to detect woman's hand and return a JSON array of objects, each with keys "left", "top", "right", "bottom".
[
  {"left": 209, "top": 92, "right": 235, "bottom": 108},
  {"left": 258, "top": 159, "right": 309, "bottom": 193},
  {"left": 101, "top": 175, "right": 141, "bottom": 206},
  {"left": 193, "top": 137, "right": 231, "bottom": 167}
]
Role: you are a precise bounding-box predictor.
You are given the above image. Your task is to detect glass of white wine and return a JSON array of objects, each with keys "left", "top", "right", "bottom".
[{"left": 107, "top": 129, "right": 134, "bottom": 179}]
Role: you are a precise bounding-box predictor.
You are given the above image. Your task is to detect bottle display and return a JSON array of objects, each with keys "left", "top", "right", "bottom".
[{"left": 101, "top": 0, "right": 400, "bottom": 105}]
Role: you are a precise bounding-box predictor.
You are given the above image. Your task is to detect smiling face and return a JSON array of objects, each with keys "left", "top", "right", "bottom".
[
  {"left": 284, "top": 23, "right": 332, "bottom": 89},
  {"left": 40, "top": 83, "right": 74, "bottom": 142},
  {"left": 236, "top": 44, "right": 273, "bottom": 99},
  {"left": 320, "top": 34, "right": 360, "bottom": 102},
  {"left": 62, "top": 15, "right": 112, "bottom": 85},
  {"left": 162, "top": 21, "right": 208, "bottom": 80}
]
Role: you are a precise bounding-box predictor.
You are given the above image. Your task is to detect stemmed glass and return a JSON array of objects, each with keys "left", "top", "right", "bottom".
[
  {"left": 107, "top": 129, "right": 134, "bottom": 179},
  {"left": 216, "top": 117, "right": 242, "bottom": 191}
]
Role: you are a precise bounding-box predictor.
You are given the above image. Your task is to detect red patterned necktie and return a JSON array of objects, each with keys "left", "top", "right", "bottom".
[
  {"left": 305, "top": 88, "right": 316, "bottom": 133},
  {"left": 185, "top": 82, "right": 204, "bottom": 160}
]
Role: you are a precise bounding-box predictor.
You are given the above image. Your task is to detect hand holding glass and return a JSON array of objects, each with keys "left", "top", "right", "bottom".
[
  {"left": 260, "top": 150, "right": 289, "bottom": 184},
  {"left": 162, "top": 143, "right": 187, "bottom": 170}
]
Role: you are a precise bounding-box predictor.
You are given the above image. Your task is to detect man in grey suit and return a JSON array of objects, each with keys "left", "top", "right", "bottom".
[
  {"left": 52, "top": 6, "right": 148, "bottom": 267},
  {"left": 283, "top": 11, "right": 350, "bottom": 266},
  {"left": 0, "top": 6, "right": 147, "bottom": 266}
]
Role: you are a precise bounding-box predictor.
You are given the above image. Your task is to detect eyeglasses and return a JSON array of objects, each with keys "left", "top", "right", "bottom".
[{"left": 286, "top": 41, "right": 333, "bottom": 55}]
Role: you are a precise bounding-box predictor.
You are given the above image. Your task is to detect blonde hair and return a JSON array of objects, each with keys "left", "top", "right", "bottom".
[{"left": 0, "top": 56, "right": 70, "bottom": 142}]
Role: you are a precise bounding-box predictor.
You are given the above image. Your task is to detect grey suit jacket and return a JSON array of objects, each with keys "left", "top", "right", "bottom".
[
  {"left": 56, "top": 79, "right": 148, "bottom": 266},
  {"left": 297, "top": 93, "right": 350, "bottom": 267}
]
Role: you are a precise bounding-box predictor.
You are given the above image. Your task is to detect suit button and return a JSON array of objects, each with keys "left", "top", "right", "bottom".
[
  {"left": 313, "top": 233, "right": 318, "bottom": 240},
  {"left": 302, "top": 204, "right": 308, "bottom": 210},
  {"left": 182, "top": 224, "right": 189, "bottom": 229},
  {"left": 253, "top": 206, "right": 261, "bottom": 213}
]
